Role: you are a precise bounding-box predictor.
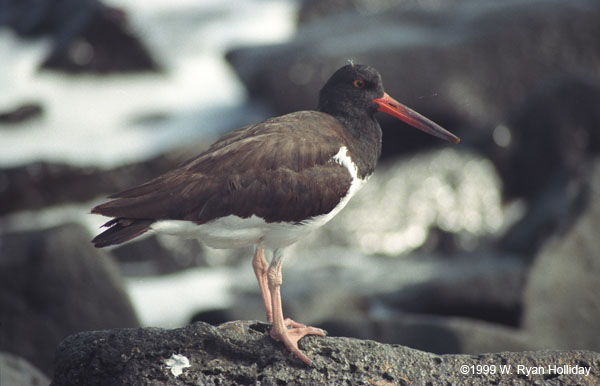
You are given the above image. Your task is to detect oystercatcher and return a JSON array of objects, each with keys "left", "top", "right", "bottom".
[{"left": 91, "top": 64, "right": 459, "bottom": 364}]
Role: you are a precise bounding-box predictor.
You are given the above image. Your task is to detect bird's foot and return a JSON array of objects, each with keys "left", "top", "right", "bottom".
[{"left": 270, "top": 318, "right": 326, "bottom": 365}]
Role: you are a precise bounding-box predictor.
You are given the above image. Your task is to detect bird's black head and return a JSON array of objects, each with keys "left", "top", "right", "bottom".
[
  {"left": 318, "top": 63, "right": 460, "bottom": 144},
  {"left": 317, "top": 64, "right": 384, "bottom": 119}
]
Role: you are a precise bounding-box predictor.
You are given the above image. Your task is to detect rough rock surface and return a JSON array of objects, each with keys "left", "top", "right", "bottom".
[
  {"left": 51, "top": 320, "right": 600, "bottom": 386},
  {"left": 0, "top": 223, "right": 139, "bottom": 376}
]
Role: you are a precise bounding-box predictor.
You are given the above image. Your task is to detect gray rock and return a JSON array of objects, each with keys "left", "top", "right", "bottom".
[
  {"left": 319, "top": 314, "right": 531, "bottom": 355},
  {"left": 521, "top": 159, "right": 600, "bottom": 351},
  {"left": 50, "top": 320, "right": 600, "bottom": 386},
  {"left": 0, "top": 351, "right": 50, "bottom": 386},
  {"left": 225, "top": 248, "right": 526, "bottom": 329},
  {"left": 0, "top": 223, "right": 139, "bottom": 376}
]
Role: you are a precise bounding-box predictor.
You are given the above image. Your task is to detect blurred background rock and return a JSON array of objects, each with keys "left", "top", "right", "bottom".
[{"left": 1, "top": 0, "right": 599, "bottom": 381}]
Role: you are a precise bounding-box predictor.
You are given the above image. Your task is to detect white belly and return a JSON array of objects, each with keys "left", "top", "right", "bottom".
[
  {"left": 151, "top": 215, "right": 319, "bottom": 249},
  {"left": 150, "top": 146, "right": 367, "bottom": 250}
]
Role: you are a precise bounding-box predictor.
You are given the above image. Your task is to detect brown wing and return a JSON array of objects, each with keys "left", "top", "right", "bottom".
[{"left": 92, "top": 111, "right": 353, "bottom": 225}]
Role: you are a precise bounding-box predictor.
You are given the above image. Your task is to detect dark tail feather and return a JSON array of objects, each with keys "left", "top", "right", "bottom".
[{"left": 92, "top": 218, "right": 154, "bottom": 248}]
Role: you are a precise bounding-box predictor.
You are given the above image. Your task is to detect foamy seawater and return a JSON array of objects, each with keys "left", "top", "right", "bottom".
[{"left": 0, "top": 0, "right": 297, "bottom": 168}]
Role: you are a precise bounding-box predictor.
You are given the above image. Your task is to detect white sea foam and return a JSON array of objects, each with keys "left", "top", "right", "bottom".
[{"left": 0, "top": 0, "right": 297, "bottom": 168}]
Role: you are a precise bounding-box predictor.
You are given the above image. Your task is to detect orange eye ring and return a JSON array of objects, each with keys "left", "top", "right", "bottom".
[{"left": 353, "top": 79, "right": 365, "bottom": 89}]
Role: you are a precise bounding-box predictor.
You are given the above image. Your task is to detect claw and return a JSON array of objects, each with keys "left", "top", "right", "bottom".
[{"left": 270, "top": 319, "right": 326, "bottom": 365}]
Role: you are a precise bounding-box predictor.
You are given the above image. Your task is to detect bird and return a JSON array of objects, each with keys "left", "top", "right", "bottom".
[{"left": 91, "top": 63, "right": 460, "bottom": 365}]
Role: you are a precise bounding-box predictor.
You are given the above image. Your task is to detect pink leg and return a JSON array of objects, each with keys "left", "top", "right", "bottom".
[
  {"left": 252, "top": 245, "right": 273, "bottom": 323},
  {"left": 267, "top": 248, "right": 326, "bottom": 365}
]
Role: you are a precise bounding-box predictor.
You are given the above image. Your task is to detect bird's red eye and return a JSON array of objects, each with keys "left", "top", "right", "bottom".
[{"left": 353, "top": 79, "right": 365, "bottom": 89}]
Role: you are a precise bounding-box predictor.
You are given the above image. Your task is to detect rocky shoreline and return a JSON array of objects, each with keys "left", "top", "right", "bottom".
[{"left": 1, "top": 0, "right": 600, "bottom": 384}]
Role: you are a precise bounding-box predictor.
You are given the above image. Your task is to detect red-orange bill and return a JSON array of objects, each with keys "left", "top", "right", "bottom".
[{"left": 372, "top": 93, "right": 460, "bottom": 144}]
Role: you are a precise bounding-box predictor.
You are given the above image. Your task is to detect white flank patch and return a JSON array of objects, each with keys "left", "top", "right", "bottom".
[
  {"left": 309, "top": 145, "right": 368, "bottom": 225},
  {"left": 164, "top": 354, "right": 190, "bottom": 377},
  {"left": 151, "top": 146, "right": 368, "bottom": 250}
]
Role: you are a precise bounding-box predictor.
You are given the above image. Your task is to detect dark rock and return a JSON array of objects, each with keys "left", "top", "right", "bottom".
[
  {"left": 0, "top": 223, "right": 139, "bottom": 377},
  {"left": 228, "top": 0, "right": 600, "bottom": 155},
  {"left": 490, "top": 75, "right": 600, "bottom": 200},
  {"left": 109, "top": 233, "right": 249, "bottom": 277},
  {"left": 521, "top": 159, "right": 600, "bottom": 351},
  {"left": 319, "top": 314, "right": 531, "bottom": 355},
  {"left": 0, "top": 103, "right": 43, "bottom": 126},
  {"left": 0, "top": 0, "right": 98, "bottom": 37},
  {"left": 377, "top": 255, "right": 525, "bottom": 327},
  {"left": 0, "top": 152, "right": 184, "bottom": 216},
  {"left": 111, "top": 234, "right": 206, "bottom": 276},
  {"left": 0, "top": 0, "right": 158, "bottom": 73},
  {"left": 50, "top": 320, "right": 600, "bottom": 386},
  {"left": 489, "top": 76, "right": 600, "bottom": 254},
  {"left": 41, "top": 5, "right": 160, "bottom": 73},
  {"left": 0, "top": 351, "right": 50, "bottom": 386},
  {"left": 191, "top": 309, "right": 233, "bottom": 326}
]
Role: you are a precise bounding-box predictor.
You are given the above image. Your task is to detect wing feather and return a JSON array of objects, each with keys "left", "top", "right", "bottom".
[{"left": 92, "top": 111, "right": 353, "bottom": 224}]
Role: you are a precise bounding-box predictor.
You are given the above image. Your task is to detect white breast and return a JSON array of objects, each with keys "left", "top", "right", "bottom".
[{"left": 151, "top": 146, "right": 368, "bottom": 250}]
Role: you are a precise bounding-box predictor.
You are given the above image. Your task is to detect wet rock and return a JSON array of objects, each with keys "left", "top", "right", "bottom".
[
  {"left": 0, "top": 0, "right": 158, "bottom": 73},
  {"left": 50, "top": 320, "right": 600, "bottom": 386},
  {"left": 0, "top": 351, "right": 50, "bottom": 386},
  {"left": 302, "top": 149, "right": 505, "bottom": 256},
  {"left": 521, "top": 159, "right": 600, "bottom": 352},
  {"left": 228, "top": 0, "right": 600, "bottom": 155},
  {"left": 0, "top": 223, "right": 139, "bottom": 376},
  {"left": 0, "top": 103, "right": 43, "bottom": 126}
]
